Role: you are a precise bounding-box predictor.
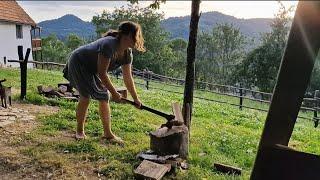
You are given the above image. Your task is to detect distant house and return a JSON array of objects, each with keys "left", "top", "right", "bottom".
[{"left": 0, "top": 1, "right": 41, "bottom": 68}]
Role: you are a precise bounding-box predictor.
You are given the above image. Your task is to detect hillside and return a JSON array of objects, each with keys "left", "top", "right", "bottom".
[
  {"left": 38, "top": 14, "right": 96, "bottom": 40},
  {"left": 161, "top": 11, "right": 272, "bottom": 41},
  {"left": 38, "top": 12, "right": 272, "bottom": 42},
  {"left": 0, "top": 68, "right": 319, "bottom": 179}
]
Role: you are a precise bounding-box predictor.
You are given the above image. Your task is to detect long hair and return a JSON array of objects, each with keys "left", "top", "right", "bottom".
[{"left": 102, "top": 21, "right": 145, "bottom": 52}]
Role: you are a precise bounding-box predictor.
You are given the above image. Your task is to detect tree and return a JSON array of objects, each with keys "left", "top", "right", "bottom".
[
  {"left": 66, "top": 34, "right": 85, "bottom": 51},
  {"left": 196, "top": 23, "right": 246, "bottom": 84},
  {"left": 42, "top": 34, "right": 70, "bottom": 63},
  {"left": 236, "top": 2, "right": 293, "bottom": 92},
  {"left": 165, "top": 38, "right": 187, "bottom": 77}
]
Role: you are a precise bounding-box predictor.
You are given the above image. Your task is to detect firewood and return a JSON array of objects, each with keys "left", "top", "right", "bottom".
[
  {"left": 73, "top": 90, "right": 80, "bottom": 97},
  {"left": 134, "top": 160, "right": 170, "bottom": 180},
  {"left": 64, "top": 92, "right": 73, "bottom": 97},
  {"left": 58, "top": 85, "right": 68, "bottom": 93},
  {"left": 58, "top": 83, "right": 73, "bottom": 92},
  {"left": 172, "top": 102, "right": 184, "bottom": 123}
]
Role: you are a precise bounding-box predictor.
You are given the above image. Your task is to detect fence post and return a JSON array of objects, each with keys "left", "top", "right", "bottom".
[
  {"left": 239, "top": 85, "right": 243, "bottom": 110},
  {"left": 3, "top": 56, "right": 6, "bottom": 66},
  {"left": 146, "top": 71, "right": 150, "bottom": 90},
  {"left": 18, "top": 46, "right": 30, "bottom": 100},
  {"left": 314, "top": 90, "right": 319, "bottom": 127}
]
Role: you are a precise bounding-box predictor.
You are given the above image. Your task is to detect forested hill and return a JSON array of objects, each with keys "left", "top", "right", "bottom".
[
  {"left": 38, "top": 14, "right": 96, "bottom": 40},
  {"left": 38, "top": 12, "right": 273, "bottom": 41},
  {"left": 161, "top": 11, "right": 272, "bottom": 40}
]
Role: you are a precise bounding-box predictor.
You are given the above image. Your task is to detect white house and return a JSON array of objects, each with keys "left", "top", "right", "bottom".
[{"left": 0, "top": 1, "right": 37, "bottom": 68}]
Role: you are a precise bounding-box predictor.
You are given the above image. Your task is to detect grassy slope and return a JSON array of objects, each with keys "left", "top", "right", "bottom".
[{"left": 1, "top": 68, "right": 319, "bottom": 179}]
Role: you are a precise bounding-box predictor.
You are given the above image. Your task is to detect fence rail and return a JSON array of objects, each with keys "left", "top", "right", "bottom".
[{"left": 6, "top": 59, "right": 320, "bottom": 126}]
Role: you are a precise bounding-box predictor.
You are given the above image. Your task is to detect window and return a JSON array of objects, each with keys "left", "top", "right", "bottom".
[{"left": 16, "top": 24, "right": 23, "bottom": 39}]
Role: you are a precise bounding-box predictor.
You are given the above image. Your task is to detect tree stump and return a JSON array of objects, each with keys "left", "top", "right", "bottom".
[{"left": 150, "top": 125, "right": 189, "bottom": 159}]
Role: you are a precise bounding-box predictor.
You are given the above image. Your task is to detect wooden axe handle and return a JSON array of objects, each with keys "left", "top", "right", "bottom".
[{"left": 122, "top": 98, "right": 175, "bottom": 121}]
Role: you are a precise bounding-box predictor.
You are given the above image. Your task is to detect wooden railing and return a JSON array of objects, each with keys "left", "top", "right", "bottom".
[{"left": 6, "top": 59, "right": 320, "bottom": 127}]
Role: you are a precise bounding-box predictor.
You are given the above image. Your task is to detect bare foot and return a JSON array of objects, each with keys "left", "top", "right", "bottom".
[
  {"left": 101, "top": 135, "right": 124, "bottom": 146},
  {"left": 75, "top": 133, "right": 87, "bottom": 140}
]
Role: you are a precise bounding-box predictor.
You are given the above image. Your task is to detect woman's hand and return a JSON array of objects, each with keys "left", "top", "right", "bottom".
[
  {"left": 112, "top": 92, "right": 123, "bottom": 103},
  {"left": 133, "top": 98, "right": 142, "bottom": 109}
]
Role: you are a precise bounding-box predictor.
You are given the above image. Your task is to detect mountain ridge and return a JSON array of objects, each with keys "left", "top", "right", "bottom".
[{"left": 38, "top": 12, "right": 273, "bottom": 42}]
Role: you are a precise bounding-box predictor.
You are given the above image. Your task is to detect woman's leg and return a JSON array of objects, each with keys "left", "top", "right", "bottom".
[
  {"left": 76, "top": 96, "right": 90, "bottom": 139},
  {"left": 98, "top": 100, "right": 116, "bottom": 138}
]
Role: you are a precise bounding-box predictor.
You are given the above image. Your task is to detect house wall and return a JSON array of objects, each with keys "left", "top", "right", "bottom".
[{"left": 0, "top": 22, "right": 33, "bottom": 68}]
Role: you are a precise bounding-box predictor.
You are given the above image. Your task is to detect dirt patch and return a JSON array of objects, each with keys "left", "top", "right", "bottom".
[
  {"left": 0, "top": 102, "right": 104, "bottom": 179},
  {"left": 0, "top": 101, "right": 61, "bottom": 179}
]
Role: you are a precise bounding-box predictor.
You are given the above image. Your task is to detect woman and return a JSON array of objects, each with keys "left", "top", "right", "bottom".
[{"left": 63, "top": 21, "right": 145, "bottom": 144}]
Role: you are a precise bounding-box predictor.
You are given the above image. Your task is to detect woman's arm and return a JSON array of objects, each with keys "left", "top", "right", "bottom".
[
  {"left": 97, "top": 53, "right": 121, "bottom": 101},
  {"left": 122, "top": 63, "right": 141, "bottom": 106}
]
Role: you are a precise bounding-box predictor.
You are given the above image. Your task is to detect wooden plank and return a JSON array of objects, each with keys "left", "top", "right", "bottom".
[
  {"left": 252, "top": 144, "right": 320, "bottom": 180},
  {"left": 134, "top": 160, "right": 170, "bottom": 180},
  {"left": 172, "top": 102, "right": 183, "bottom": 122},
  {"left": 213, "top": 163, "right": 242, "bottom": 175}
]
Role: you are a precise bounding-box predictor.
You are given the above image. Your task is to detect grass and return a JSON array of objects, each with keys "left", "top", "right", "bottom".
[{"left": 1, "top": 67, "right": 320, "bottom": 179}]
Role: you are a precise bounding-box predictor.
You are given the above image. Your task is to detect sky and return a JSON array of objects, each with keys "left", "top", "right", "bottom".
[{"left": 18, "top": 1, "right": 299, "bottom": 23}]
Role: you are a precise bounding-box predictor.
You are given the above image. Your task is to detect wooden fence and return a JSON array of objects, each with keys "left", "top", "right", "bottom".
[{"left": 6, "top": 59, "right": 320, "bottom": 127}]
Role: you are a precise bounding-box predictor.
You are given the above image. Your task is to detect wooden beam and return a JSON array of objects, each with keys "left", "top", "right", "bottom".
[
  {"left": 251, "top": 144, "right": 320, "bottom": 180},
  {"left": 251, "top": 2, "right": 320, "bottom": 179}
]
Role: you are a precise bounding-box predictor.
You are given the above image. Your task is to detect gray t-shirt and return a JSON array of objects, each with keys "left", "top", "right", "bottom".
[{"left": 73, "top": 36, "right": 133, "bottom": 74}]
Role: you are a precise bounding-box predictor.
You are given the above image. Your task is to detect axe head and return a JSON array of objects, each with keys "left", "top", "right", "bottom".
[{"left": 161, "top": 120, "right": 184, "bottom": 129}]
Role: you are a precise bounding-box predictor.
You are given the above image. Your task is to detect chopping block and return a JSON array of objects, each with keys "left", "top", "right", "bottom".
[{"left": 149, "top": 102, "right": 189, "bottom": 159}]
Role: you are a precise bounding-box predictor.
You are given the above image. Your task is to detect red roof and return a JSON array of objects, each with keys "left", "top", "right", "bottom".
[{"left": 0, "top": 1, "right": 36, "bottom": 26}]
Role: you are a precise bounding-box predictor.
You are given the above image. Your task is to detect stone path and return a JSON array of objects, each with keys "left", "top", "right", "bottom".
[
  {"left": 0, "top": 103, "right": 58, "bottom": 128},
  {"left": 0, "top": 107, "right": 35, "bottom": 127}
]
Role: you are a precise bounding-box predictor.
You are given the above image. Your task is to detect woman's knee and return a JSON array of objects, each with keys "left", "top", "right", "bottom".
[{"left": 79, "top": 96, "right": 90, "bottom": 105}]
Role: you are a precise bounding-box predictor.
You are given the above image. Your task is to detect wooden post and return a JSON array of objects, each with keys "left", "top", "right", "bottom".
[
  {"left": 18, "top": 46, "right": 30, "bottom": 100},
  {"left": 251, "top": 2, "right": 320, "bottom": 179},
  {"left": 239, "top": 86, "right": 243, "bottom": 110},
  {"left": 145, "top": 70, "right": 149, "bottom": 90},
  {"left": 182, "top": 0, "right": 201, "bottom": 129},
  {"left": 314, "top": 90, "right": 319, "bottom": 127}
]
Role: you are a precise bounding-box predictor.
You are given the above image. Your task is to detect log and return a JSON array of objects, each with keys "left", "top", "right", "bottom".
[
  {"left": 58, "top": 85, "right": 68, "bottom": 93},
  {"left": 134, "top": 160, "right": 170, "bottom": 180},
  {"left": 73, "top": 90, "right": 80, "bottom": 97},
  {"left": 58, "top": 82, "right": 73, "bottom": 92},
  {"left": 213, "top": 163, "right": 242, "bottom": 175},
  {"left": 64, "top": 92, "right": 73, "bottom": 97},
  {"left": 37, "top": 85, "right": 54, "bottom": 94},
  {"left": 150, "top": 125, "right": 189, "bottom": 159}
]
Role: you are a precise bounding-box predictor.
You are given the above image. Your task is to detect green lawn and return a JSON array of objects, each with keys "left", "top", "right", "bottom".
[{"left": 1, "top": 67, "right": 319, "bottom": 179}]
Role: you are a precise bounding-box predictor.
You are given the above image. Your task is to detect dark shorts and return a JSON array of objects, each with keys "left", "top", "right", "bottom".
[{"left": 63, "top": 52, "right": 109, "bottom": 101}]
